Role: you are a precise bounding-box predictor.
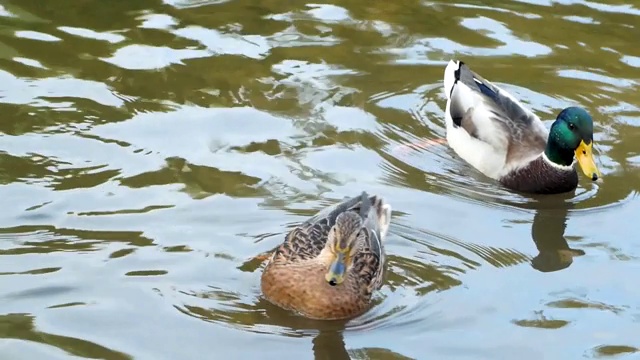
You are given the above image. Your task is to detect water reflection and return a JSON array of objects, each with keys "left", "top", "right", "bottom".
[
  {"left": 0, "top": 313, "right": 131, "bottom": 359},
  {"left": 529, "top": 196, "right": 585, "bottom": 273},
  {"left": 312, "top": 330, "right": 350, "bottom": 360},
  {"left": 312, "top": 330, "right": 414, "bottom": 360},
  {"left": 0, "top": 226, "right": 154, "bottom": 255},
  {"left": 178, "top": 290, "right": 416, "bottom": 359},
  {"left": 0, "top": 0, "right": 639, "bottom": 358}
]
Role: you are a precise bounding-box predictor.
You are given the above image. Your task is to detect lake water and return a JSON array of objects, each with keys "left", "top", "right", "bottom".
[{"left": 1, "top": 0, "right": 639, "bottom": 359}]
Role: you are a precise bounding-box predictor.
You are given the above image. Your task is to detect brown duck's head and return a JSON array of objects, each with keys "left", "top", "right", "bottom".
[{"left": 324, "top": 212, "right": 365, "bottom": 287}]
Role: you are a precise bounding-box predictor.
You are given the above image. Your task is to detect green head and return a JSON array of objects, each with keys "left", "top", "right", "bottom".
[{"left": 545, "top": 107, "right": 601, "bottom": 181}]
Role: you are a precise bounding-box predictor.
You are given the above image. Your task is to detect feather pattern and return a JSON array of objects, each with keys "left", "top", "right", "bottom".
[
  {"left": 442, "top": 60, "right": 582, "bottom": 194},
  {"left": 261, "top": 192, "right": 392, "bottom": 320},
  {"left": 444, "top": 60, "right": 550, "bottom": 178}
]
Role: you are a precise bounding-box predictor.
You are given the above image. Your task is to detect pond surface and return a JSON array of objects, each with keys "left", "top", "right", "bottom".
[{"left": 1, "top": 0, "right": 639, "bottom": 359}]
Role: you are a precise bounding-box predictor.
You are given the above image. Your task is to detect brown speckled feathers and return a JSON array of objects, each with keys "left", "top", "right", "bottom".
[
  {"left": 268, "top": 193, "right": 385, "bottom": 266},
  {"left": 261, "top": 193, "right": 391, "bottom": 320}
]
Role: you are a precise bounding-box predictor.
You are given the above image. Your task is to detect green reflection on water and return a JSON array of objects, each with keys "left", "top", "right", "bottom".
[{"left": 0, "top": 0, "right": 639, "bottom": 358}]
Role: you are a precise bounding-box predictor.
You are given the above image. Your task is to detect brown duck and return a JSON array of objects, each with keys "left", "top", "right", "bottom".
[{"left": 260, "top": 192, "right": 392, "bottom": 320}]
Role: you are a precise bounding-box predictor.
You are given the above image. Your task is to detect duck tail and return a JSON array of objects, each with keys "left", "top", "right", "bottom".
[
  {"left": 358, "top": 191, "right": 371, "bottom": 219},
  {"left": 357, "top": 193, "right": 392, "bottom": 240},
  {"left": 443, "top": 59, "right": 462, "bottom": 100},
  {"left": 371, "top": 196, "right": 392, "bottom": 240},
  {"left": 378, "top": 201, "right": 392, "bottom": 240}
]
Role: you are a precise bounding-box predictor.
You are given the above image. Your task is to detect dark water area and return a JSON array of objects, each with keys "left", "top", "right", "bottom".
[{"left": 1, "top": 0, "right": 639, "bottom": 359}]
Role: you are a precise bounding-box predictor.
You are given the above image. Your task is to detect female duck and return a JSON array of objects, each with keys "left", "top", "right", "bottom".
[
  {"left": 261, "top": 192, "right": 392, "bottom": 320},
  {"left": 443, "top": 60, "right": 601, "bottom": 194}
]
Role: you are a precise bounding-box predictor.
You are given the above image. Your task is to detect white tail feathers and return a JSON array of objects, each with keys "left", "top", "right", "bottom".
[
  {"left": 378, "top": 203, "right": 392, "bottom": 240},
  {"left": 443, "top": 60, "right": 461, "bottom": 100}
]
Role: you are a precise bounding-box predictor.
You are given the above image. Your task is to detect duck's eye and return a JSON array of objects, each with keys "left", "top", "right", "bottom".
[{"left": 568, "top": 123, "right": 576, "bottom": 130}]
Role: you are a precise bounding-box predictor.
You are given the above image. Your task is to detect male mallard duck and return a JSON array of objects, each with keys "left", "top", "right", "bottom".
[
  {"left": 443, "top": 60, "right": 602, "bottom": 194},
  {"left": 260, "top": 192, "right": 392, "bottom": 320}
]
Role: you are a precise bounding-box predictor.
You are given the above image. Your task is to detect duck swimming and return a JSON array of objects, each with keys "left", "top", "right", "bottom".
[
  {"left": 260, "top": 192, "right": 392, "bottom": 320},
  {"left": 443, "top": 60, "right": 601, "bottom": 194}
]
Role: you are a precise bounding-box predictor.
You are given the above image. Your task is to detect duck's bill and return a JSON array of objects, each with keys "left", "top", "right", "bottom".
[
  {"left": 325, "top": 252, "right": 346, "bottom": 286},
  {"left": 575, "top": 140, "right": 601, "bottom": 181}
]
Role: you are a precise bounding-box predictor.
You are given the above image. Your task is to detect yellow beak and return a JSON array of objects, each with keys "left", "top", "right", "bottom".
[
  {"left": 575, "top": 140, "right": 601, "bottom": 181},
  {"left": 325, "top": 252, "right": 346, "bottom": 286}
]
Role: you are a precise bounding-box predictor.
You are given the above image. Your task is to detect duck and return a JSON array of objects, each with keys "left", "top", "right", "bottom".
[
  {"left": 260, "top": 192, "right": 392, "bottom": 320},
  {"left": 442, "top": 60, "right": 602, "bottom": 194}
]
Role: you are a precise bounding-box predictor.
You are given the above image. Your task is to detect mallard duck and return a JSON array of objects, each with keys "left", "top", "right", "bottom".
[
  {"left": 443, "top": 60, "right": 602, "bottom": 194},
  {"left": 260, "top": 192, "right": 392, "bottom": 320}
]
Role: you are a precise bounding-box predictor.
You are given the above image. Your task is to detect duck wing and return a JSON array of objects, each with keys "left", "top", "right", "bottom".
[
  {"left": 352, "top": 192, "right": 392, "bottom": 292},
  {"left": 358, "top": 192, "right": 392, "bottom": 261},
  {"left": 274, "top": 193, "right": 389, "bottom": 263},
  {"left": 444, "top": 60, "right": 549, "bottom": 167}
]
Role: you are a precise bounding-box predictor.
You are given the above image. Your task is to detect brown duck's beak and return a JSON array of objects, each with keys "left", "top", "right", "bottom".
[
  {"left": 575, "top": 140, "right": 601, "bottom": 181},
  {"left": 325, "top": 252, "right": 346, "bottom": 286}
]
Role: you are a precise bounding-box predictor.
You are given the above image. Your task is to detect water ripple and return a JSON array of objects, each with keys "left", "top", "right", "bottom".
[{"left": 1, "top": 0, "right": 639, "bottom": 359}]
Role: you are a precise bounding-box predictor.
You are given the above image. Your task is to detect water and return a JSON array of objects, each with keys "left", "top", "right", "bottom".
[{"left": 0, "top": 0, "right": 639, "bottom": 359}]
